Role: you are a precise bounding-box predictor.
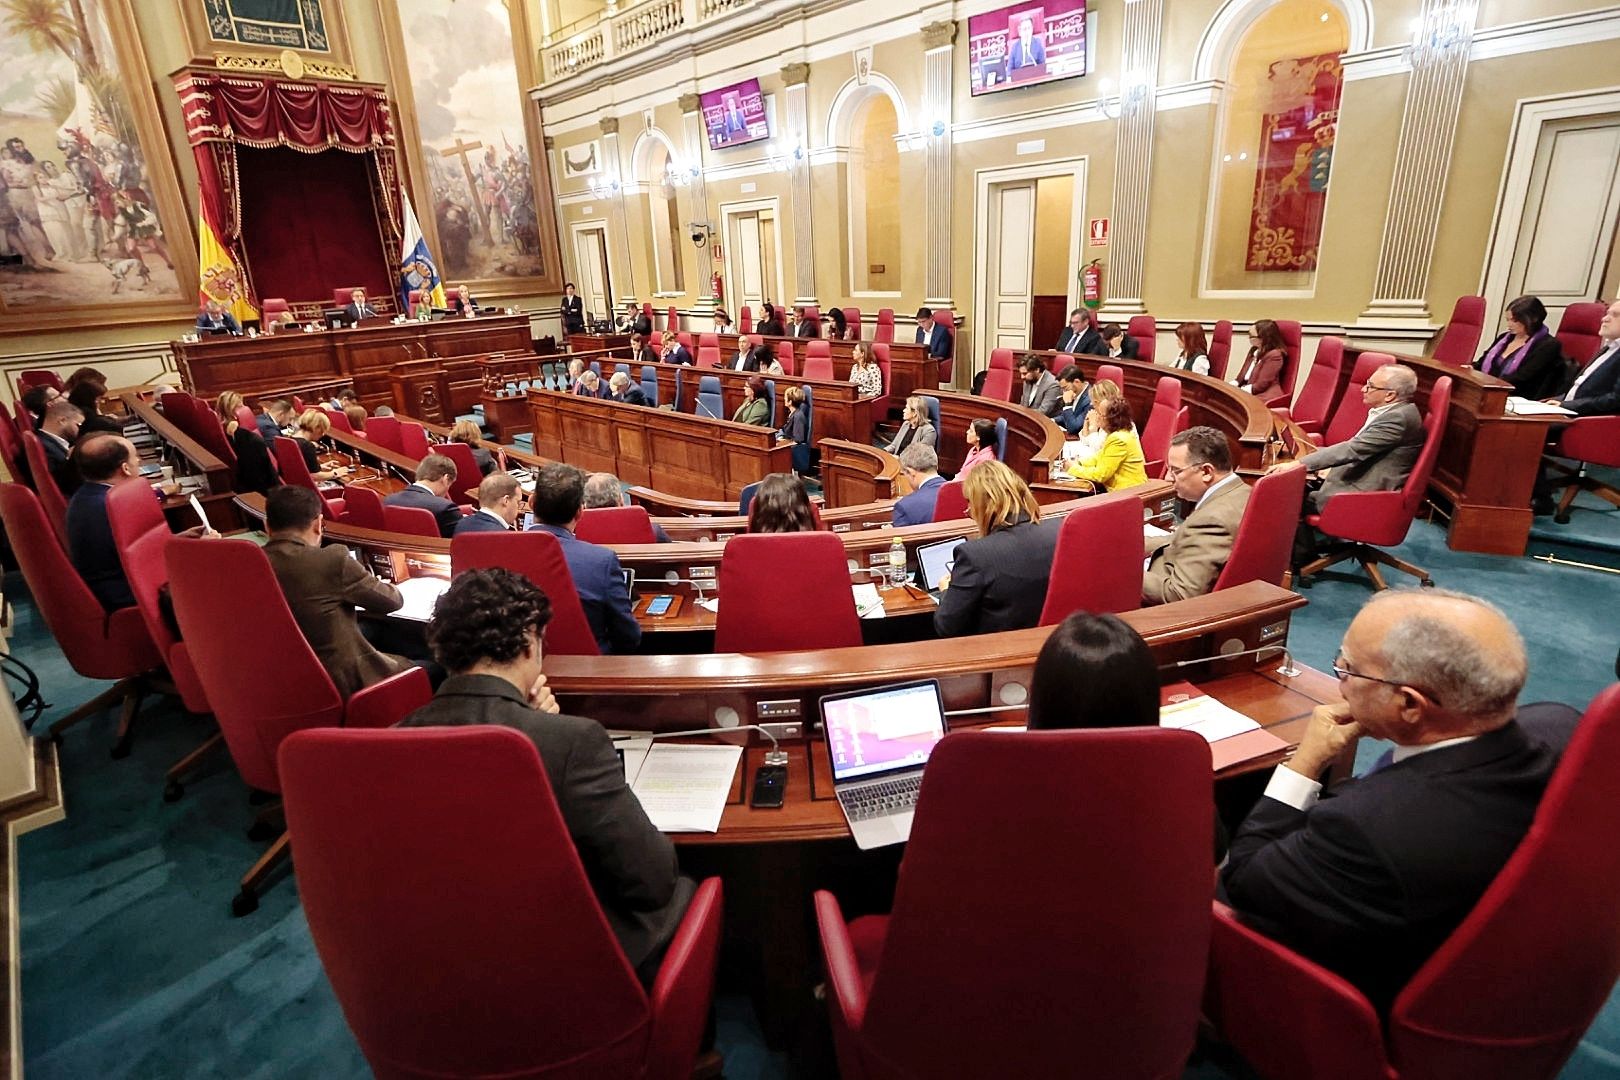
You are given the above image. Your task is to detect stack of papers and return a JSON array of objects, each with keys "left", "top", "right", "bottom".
[
  {"left": 387, "top": 576, "right": 451, "bottom": 622},
  {"left": 619, "top": 743, "right": 742, "bottom": 833},
  {"left": 1504, "top": 398, "right": 1574, "bottom": 417},
  {"left": 1160, "top": 695, "right": 1261, "bottom": 742},
  {"left": 853, "top": 583, "right": 885, "bottom": 619}
]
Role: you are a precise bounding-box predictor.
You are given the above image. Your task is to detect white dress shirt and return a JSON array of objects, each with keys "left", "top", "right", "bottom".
[
  {"left": 1564, "top": 339, "right": 1619, "bottom": 402},
  {"left": 1263, "top": 734, "right": 1481, "bottom": 811}
]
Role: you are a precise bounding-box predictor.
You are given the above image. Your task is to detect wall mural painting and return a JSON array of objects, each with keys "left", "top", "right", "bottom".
[
  {"left": 396, "top": 0, "right": 544, "bottom": 281},
  {"left": 203, "top": 0, "right": 330, "bottom": 52},
  {"left": 0, "top": 0, "right": 183, "bottom": 308},
  {"left": 1246, "top": 52, "right": 1343, "bottom": 273}
]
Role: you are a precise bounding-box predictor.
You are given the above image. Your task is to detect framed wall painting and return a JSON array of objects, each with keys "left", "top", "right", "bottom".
[
  {"left": 0, "top": 0, "right": 199, "bottom": 333},
  {"left": 376, "top": 0, "right": 564, "bottom": 299}
]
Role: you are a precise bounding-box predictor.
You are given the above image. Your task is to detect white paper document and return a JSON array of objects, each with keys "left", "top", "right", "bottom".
[
  {"left": 387, "top": 576, "right": 451, "bottom": 622},
  {"left": 1159, "top": 696, "right": 1262, "bottom": 744},
  {"left": 1143, "top": 522, "right": 1171, "bottom": 539},
  {"left": 852, "top": 583, "right": 885, "bottom": 619},
  {"left": 609, "top": 731, "right": 654, "bottom": 785},
  {"left": 629, "top": 744, "right": 742, "bottom": 833},
  {"left": 1504, "top": 398, "right": 1575, "bottom": 417}
]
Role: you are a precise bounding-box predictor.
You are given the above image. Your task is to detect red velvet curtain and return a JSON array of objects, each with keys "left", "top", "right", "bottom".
[{"left": 174, "top": 71, "right": 404, "bottom": 304}]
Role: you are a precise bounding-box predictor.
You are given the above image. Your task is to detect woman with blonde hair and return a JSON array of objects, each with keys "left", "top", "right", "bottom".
[
  {"left": 883, "top": 395, "right": 936, "bottom": 454},
  {"left": 848, "top": 342, "right": 883, "bottom": 398},
  {"left": 1063, "top": 397, "right": 1148, "bottom": 491},
  {"left": 218, "top": 389, "right": 277, "bottom": 492},
  {"left": 1074, "top": 379, "right": 1134, "bottom": 458},
  {"left": 215, "top": 390, "right": 245, "bottom": 435},
  {"left": 292, "top": 408, "right": 348, "bottom": 482},
  {"left": 934, "top": 460, "right": 1060, "bottom": 637},
  {"left": 449, "top": 418, "right": 496, "bottom": 475}
]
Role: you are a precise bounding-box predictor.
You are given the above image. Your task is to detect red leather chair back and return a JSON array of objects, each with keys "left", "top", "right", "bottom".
[
  {"left": 930, "top": 480, "right": 968, "bottom": 523},
  {"left": 805, "top": 339, "right": 831, "bottom": 361},
  {"left": 698, "top": 333, "right": 718, "bottom": 350},
  {"left": 1556, "top": 414, "right": 1620, "bottom": 465},
  {"left": 382, "top": 504, "right": 441, "bottom": 538},
  {"left": 1291, "top": 335, "right": 1345, "bottom": 432},
  {"left": 451, "top": 531, "right": 601, "bottom": 656},
  {"left": 0, "top": 483, "right": 161, "bottom": 680},
  {"left": 1038, "top": 491, "right": 1143, "bottom": 623},
  {"left": 18, "top": 369, "right": 64, "bottom": 393},
  {"left": 856, "top": 729, "right": 1211, "bottom": 1077},
  {"left": 1095, "top": 364, "right": 1124, "bottom": 390},
  {"left": 341, "top": 666, "right": 432, "bottom": 729},
  {"left": 322, "top": 406, "right": 354, "bottom": 434},
  {"left": 1555, "top": 301, "right": 1607, "bottom": 368},
  {"left": 773, "top": 341, "right": 797, "bottom": 376},
  {"left": 871, "top": 343, "right": 893, "bottom": 405},
  {"left": 107, "top": 482, "right": 211, "bottom": 712},
  {"left": 259, "top": 297, "right": 289, "bottom": 325},
  {"left": 988, "top": 348, "right": 1015, "bottom": 372},
  {"left": 842, "top": 307, "right": 862, "bottom": 339},
  {"left": 398, "top": 422, "right": 432, "bottom": 461},
  {"left": 13, "top": 399, "right": 34, "bottom": 433},
  {"left": 18, "top": 432, "right": 67, "bottom": 545},
  {"left": 715, "top": 533, "right": 860, "bottom": 651},
  {"left": 1127, "top": 315, "right": 1157, "bottom": 364},
  {"left": 1208, "top": 320, "right": 1234, "bottom": 380},
  {"left": 365, "top": 415, "right": 404, "bottom": 453},
  {"left": 1400, "top": 376, "right": 1451, "bottom": 519},
  {"left": 739, "top": 306, "right": 752, "bottom": 334},
  {"left": 166, "top": 536, "right": 343, "bottom": 792},
  {"left": 981, "top": 367, "right": 1015, "bottom": 403},
  {"left": 802, "top": 305, "right": 822, "bottom": 336},
  {"left": 642, "top": 302, "right": 655, "bottom": 326},
  {"left": 1274, "top": 319, "right": 1304, "bottom": 404},
  {"left": 278, "top": 726, "right": 652, "bottom": 1078},
  {"left": 292, "top": 395, "right": 306, "bottom": 414},
  {"left": 341, "top": 484, "right": 387, "bottom": 530},
  {"left": 333, "top": 287, "right": 359, "bottom": 307},
  {"left": 1214, "top": 465, "right": 1308, "bottom": 591},
  {"left": 1320, "top": 351, "right": 1391, "bottom": 447},
  {"left": 802, "top": 354, "right": 834, "bottom": 382},
  {"left": 676, "top": 332, "right": 693, "bottom": 351},
  {"left": 1431, "top": 295, "right": 1486, "bottom": 366},
  {"left": 666, "top": 305, "right": 679, "bottom": 331},
  {"left": 1140, "top": 377, "right": 1183, "bottom": 478},
  {"left": 0, "top": 410, "right": 25, "bottom": 485},
  {"left": 233, "top": 405, "right": 258, "bottom": 434},
  {"left": 696, "top": 345, "right": 721, "bottom": 369},
  {"left": 405, "top": 290, "right": 423, "bottom": 318},
  {"left": 874, "top": 308, "right": 896, "bottom": 345},
  {"left": 576, "top": 506, "right": 658, "bottom": 544},
  {"left": 933, "top": 308, "right": 956, "bottom": 384},
  {"left": 272, "top": 437, "right": 337, "bottom": 519},
  {"left": 435, "top": 442, "right": 482, "bottom": 506}
]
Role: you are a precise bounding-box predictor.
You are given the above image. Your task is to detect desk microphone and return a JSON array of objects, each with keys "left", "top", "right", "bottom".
[
  {"left": 692, "top": 397, "right": 720, "bottom": 420},
  {"left": 658, "top": 573, "right": 716, "bottom": 599},
  {"left": 616, "top": 723, "right": 787, "bottom": 765},
  {"left": 1159, "top": 643, "right": 1299, "bottom": 678}
]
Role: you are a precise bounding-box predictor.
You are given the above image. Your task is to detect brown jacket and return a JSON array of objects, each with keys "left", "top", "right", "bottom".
[
  {"left": 264, "top": 538, "right": 407, "bottom": 698},
  {"left": 1142, "top": 477, "right": 1251, "bottom": 605}
]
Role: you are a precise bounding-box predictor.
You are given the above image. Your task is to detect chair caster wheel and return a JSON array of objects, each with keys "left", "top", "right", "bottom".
[
  {"left": 1553, "top": 512, "right": 1571, "bottom": 524},
  {"left": 1419, "top": 578, "right": 1435, "bottom": 588},
  {"left": 247, "top": 821, "right": 276, "bottom": 842},
  {"left": 163, "top": 781, "right": 184, "bottom": 803},
  {"left": 231, "top": 891, "right": 258, "bottom": 917}
]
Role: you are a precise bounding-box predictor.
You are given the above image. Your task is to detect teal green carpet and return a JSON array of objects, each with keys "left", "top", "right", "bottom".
[{"left": 11, "top": 495, "right": 1620, "bottom": 1077}]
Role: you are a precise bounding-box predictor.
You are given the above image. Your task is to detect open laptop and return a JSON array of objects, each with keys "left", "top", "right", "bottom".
[
  {"left": 915, "top": 537, "right": 967, "bottom": 598},
  {"left": 819, "top": 680, "right": 949, "bottom": 850}
]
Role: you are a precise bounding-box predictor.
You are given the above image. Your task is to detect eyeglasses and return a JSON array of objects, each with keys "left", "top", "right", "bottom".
[
  {"left": 1163, "top": 462, "right": 1210, "bottom": 479},
  {"left": 1333, "top": 654, "right": 1442, "bottom": 705},
  {"left": 1363, "top": 383, "right": 1395, "bottom": 393}
]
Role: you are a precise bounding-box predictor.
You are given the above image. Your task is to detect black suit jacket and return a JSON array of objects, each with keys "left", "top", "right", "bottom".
[
  {"left": 1056, "top": 326, "right": 1103, "bottom": 356},
  {"left": 666, "top": 345, "right": 694, "bottom": 366},
  {"left": 794, "top": 321, "right": 819, "bottom": 338},
  {"left": 933, "top": 516, "right": 1062, "bottom": 637},
  {"left": 38, "top": 432, "right": 77, "bottom": 496},
  {"left": 614, "top": 387, "right": 649, "bottom": 407},
  {"left": 1111, "top": 336, "right": 1140, "bottom": 360},
  {"left": 561, "top": 294, "right": 585, "bottom": 333},
  {"left": 385, "top": 484, "right": 461, "bottom": 538},
  {"left": 399, "top": 674, "right": 694, "bottom": 970},
  {"left": 1476, "top": 332, "right": 1567, "bottom": 401},
  {"left": 342, "top": 302, "right": 377, "bottom": 324},
  {"left": 1220, "top": 705, "right": 1578, "bottom": 1014},
  {"left": 1562, "top": 341, "right": 1620, "bottom": 416},
  {"left": 454, "top": 510, "right": 513, "bottom": 535},
  {"left": 450, "top": 295, "right": 479, "bottom": 315},
  {"left": 65, "top": 481, "right": 134, "bottom": 610}
]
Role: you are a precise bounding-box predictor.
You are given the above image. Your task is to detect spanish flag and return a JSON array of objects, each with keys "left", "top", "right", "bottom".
[{"left": 197, "top": 212, "right": 257, "bottom": 325}]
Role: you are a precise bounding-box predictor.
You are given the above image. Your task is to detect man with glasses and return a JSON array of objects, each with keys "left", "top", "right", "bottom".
[
  {"left": 1142, "top": 426, "right": 1254, "bottom": 604},
  {"left": 1220, "top": 590, "right": 1577, "bottom": 1015},
  {"left": 1278, "top": 362, "right": 1425, "bottom": 568}
]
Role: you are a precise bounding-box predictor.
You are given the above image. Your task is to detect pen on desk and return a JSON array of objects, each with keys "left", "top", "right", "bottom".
[{"left": 902, "top": 583, "right": 925, "bottom": 600}]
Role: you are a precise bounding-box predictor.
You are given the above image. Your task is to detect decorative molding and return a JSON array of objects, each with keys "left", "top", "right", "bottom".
[
  {"left": 1193, "top": 0, "right": 1372, "bottom": 83},
  {"left": 599, "top": 116, "right": 621, "bottom": 135},
  {"left": 921, "top": 20, "right": 958, "bottom": 49},
  {"left": 1471, "top": 6, "right": 1620, "bottom": 64},
  {"left": 781, "top": 61, "right": 811, "bottom": 86},
  {"left": 678, "top": 91, "right": 702, "bottom": 113},
  {"left": 923, "top": 18, "right": 955, "bottom": 301},
  {"left": 1104, "top": 0, "right": 1165, "bottom": 311},
  {"left": 543, "top": 136, "right": 556, "bottom": 151},
  {"left": 824, "top": 72, "right": 913, "bottom": 148},
  {"left": 213, "top": 52, "right": 357, "bottom": 80}
]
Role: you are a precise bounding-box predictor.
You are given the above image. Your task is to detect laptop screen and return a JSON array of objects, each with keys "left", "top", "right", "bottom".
[
  {"left": 821, "top": 680, "right": 948, "bottom": 783},
  {"left": 916, "top": 537, "right": 966, "bottom": 592}
]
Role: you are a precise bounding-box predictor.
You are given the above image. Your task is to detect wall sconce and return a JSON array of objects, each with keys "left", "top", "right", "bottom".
[
  {"left": 1405, "top": 0, "right": 1477, "bottom": 64},
  {"left": 767, "top": 139, "right": 805, "bottom": 171},
  {"left": 1097, "top": 70, "right": 1152, "bottom": 120},
  {"left": 587, "top": 173, "right": 622, "bottom": 198}
]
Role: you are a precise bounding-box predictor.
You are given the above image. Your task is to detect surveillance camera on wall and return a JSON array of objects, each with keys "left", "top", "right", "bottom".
[{"left": 689, "top": 222, "right": 713, "bottom": 248}]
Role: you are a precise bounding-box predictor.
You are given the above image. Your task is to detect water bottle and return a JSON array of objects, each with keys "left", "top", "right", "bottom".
[{"left": 887, "top": 538, "right": 906, "bottom": 588}]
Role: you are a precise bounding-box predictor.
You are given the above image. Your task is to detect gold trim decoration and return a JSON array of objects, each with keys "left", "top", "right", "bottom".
[{"left": 214, "top": 51, "right": 356, "bottom": 80}]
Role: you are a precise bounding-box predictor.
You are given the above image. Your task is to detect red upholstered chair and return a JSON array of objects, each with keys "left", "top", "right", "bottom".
[
  {"left": 1205, "top": 682, "right": 1620, "bottom": 1080},
  {"left": 696, "top": 345, "right": 721, "bottom": 369},
  {"left": 18, "top": 369, "right": 65, "bottom": 394},
  {"left": 1275, "top": 336, "right": 1345, "bottom": 437},
  {"left": 817, "top": 728, "right": 1211, "bottom": 1080},
  {"left": 398, "top": 422, "right": 432, "bottom": 461},
  {"left": 1318, "top": 351, "right": 1392, "bottom": 448},
  {"left": 0, "top": 410, "right": 25, "bottom": 486},
  {"left": 291, "top": 395, "right": 306, "bottom": 414},
  {"left": 19, "top": 432, "right": 68, "bottom": 546},
  {"left": 434, "top": 442, "right": 482, "bottom": 506},
  {"left": 842, "top": 307, "right": 862, "bottom": 339},
  {"left": 322, "top": 406, "right": 354, "bottom": 434},
  {"left": 340, "top": 484, "right": 387, "bottom": 530},
  {"left": 801, "top": 305, "right": 822, "bottom": 337},
  {"left": 13, "top": 399, "right": 34, "bottom": 433},
  {"left": 338, "top": 666, "right": 432, "bottom": 730},
  {"left": 1270, "top": 319, "right": 1304, "bottom": 406},
  {"left": 933, "top": 308, "right": 956, "bottom": 385},
  {"left": 383, "top": 504, "right": 441, "bottom": 539},
  {"left": 576, "top": 506, "right": 658, "bottom": 544},
  {"left": 232, "top": 405, "right": 258, "bottom": 435},
  {"left": 1301, "top": 377, "right": 1452, "bottom": 589},
  {"left": 1140, "top": 377, "right": 1183, "bottom": 478},
  {"left": 364, "top": 415, "right": 404, "bottom": 454},
  {"left": 333, "top": 287, "right": 359, "bottom": 308},
  {"left": 773, "top": 341, "right": 797, "bottom": 376},
  {"left": 451, "top": 531, "right": 601, "bottom": 656},
  {"left": 714, "top": 533, "right": 861, "bottom": 651},
  {"left": 642, "top": 302, "right": 655, "bottom": 326},
  {"left": 1213, "top": 465, "right": 1309, "bottom": 591},
  {"left": 279, "top": 726, "right": 723, "bottom": 1080},
  {"left": 698, "top": 333, "right": 718, "bottom": 351},
  {"left": 164, "top": 535, "right": 346, "bottom": 914},
  {"left": 1038, "top": 491, "right": 1143, "bottom": 623},
  {"left": 1546, "top": 415, "right": 1620, "bottom": 524},
  {"left": 1209, "top": 320, "right": 1234, "bottom": 380},
  {"left": 1127, "top": 315, "right": 1157, "bottom": 364},
  {"left": 1555, "top": 301, "right": 1607, "bottom": 369},
  {"left": 988, "top": 348, "right": 1015, "bottom": 372},
  {"left": 1095, "top": 363, "right": 1124, "bottom": 390},
  {"left": 405, "top": 290, "right": 424, "bottom": 318},
  {"left": 805, "top": 339, "right": 832, "bottom": 361},
  {"left": 981, "top": 367, "right": 1015, "bottom": 403},
  {"left": 676, "top": 332, "right": 693, "bottom": 351},
  {"left": 802, "top": 348, "right": 834, "bottom": 382},
  {"left": 1431, "top": 295, "right": 1486, "bottom": 367},
  {"left": 739, "top": 305, "right": 752, "bottom": 334},
  {"left": 666, "top": 305, "right": 679, "bottom": 331},
  {"left": 272, "top": 438, "right": 345, "bottom": 520},
  {"left": 259, "top": 297, "right": 289, "bottom": 326},
  {"left": 0, "top": 483, "right": 162, "bottom": 754},
  {"left": 929, "top": 480, "right": 969, "bottom": 523},
  {"left": 874, "top": 307, "right": 896, "bottom": 345}
]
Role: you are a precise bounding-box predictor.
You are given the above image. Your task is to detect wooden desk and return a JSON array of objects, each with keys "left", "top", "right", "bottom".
[
  {"left": 527, "top": 388, "right": 793, "bottom": 500},
  {"left": 711, "top": 333, "right": 937, "bottom": 406},
  {"left": 122, "top": 393, "right": 241, "bottom": 531},
  {"left": 631, "top": 360, "right": 876, "bottom": 445},
  {"left": 569, "top": 332, "right": 631, "bottom": 352},
  {"left": 818, "top": 440, "right": 906, "bottom": 508},
  {"left": 631, "top": 576, "right": 936, "bottom": 635},
  {"left": 930, "top": 389, "right": 1069, "bottom": 481},
  {"left": 172, "top": 314, "right": 532, "bottom": 411}
]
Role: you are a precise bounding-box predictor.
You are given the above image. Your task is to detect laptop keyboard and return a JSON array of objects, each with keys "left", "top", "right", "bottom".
[{"left": 839, "top": 774, "right": 924, "bottom": 821}]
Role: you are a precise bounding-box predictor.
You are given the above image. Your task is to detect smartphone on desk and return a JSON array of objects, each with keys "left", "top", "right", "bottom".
[{"left": 645, "top": 594, "right": 675, "bottom": 617}]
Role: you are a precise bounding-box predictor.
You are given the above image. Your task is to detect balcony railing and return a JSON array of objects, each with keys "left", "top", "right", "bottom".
[{"left": 541, "top": 0, "right": 746, "bottom": 85}]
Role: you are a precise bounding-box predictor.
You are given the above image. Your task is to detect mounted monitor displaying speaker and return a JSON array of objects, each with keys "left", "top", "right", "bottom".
[
  {"left": 701, "top": 78, "right": 770, "bottom": 151},
  {"left": 968, "top": 0, "right": 1088, "bottom": 96}
]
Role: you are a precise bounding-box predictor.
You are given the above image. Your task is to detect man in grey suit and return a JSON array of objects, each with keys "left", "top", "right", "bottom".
[
  {"left": 1018, "top": 355, "right": 1063, "bottom": 417},
  {"left": 398, "top": 567, "right": 693, "bottom": 984},
  {"left": 1285, "top": 363, "right": 1425, "bottom": 566},
  {"left": 1144, "top": 427, "right": 1254, "bottom": 604}
]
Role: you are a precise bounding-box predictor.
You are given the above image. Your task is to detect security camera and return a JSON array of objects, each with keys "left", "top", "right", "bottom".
[{"left": 691, "top": 229, "right": 707, "bottom": 247}]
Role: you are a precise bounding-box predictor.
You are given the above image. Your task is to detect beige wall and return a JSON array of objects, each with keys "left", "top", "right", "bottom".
[{"left": 1032, "top": 175, "right": 1074, "bottom": 295}]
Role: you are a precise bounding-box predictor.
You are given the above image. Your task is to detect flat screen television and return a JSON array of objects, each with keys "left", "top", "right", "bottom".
[
  {"left": 701, "top": 78, "right": 770, "bottom": 151},
  {"left": 968, "top": 0, "right": 1088, "bottom": 97}
]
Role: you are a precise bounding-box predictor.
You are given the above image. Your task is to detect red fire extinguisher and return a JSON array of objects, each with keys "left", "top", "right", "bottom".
[
  {"left": 711, "top": 271, "right": 724, "bottom": 304},
  {"left": 1081, "top": 260, "right": 1104, "bottom": 310}
]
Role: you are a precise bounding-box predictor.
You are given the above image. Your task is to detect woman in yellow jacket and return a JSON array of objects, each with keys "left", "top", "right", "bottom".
[{"left": 1064, "top": 397, "right": 1148, "bottom": 490}]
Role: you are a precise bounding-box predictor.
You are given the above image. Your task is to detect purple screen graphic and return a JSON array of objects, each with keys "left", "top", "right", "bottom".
[
  {"left": 967, "top": 0, "right": 1088, "bottom": 97},
  {"left": 700, "top": 78, "right": 770, "bottom": 151},
  {"left": 824, "top": 684, "right": 946, "bottom": 782}
]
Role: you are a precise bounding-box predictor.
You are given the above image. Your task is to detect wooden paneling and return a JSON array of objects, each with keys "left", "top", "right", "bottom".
[{"left": 1031, "top": 294, "right": 1070, "bottom": 352}]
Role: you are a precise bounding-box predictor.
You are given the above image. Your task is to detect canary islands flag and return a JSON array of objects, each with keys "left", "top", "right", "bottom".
[{"left": 399, "top": 197, "right": 446, "bottom": 314}]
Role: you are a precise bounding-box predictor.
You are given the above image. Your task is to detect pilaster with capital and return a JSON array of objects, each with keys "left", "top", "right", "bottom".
[
  {"left": 781, "top": 63, "right": 816, "bottom": 305},
  {"left": 1096, "top": 0, "right": 1162, "bottom": 320},
  {"left": 921, "top": 20, "right": 957, "bottom": 309},
  {"left": 679, "top": 93, "right": 716, "bottom": 307},
  {"left": 598, "top": 116, "right": 636, "bottom": 299}
]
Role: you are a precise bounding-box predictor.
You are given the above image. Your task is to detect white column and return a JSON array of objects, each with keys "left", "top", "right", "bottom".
[
  {"left": 921, "top": 20, "right": 956, "bottom": 309},
  {"left": 782, "top": 62, "right": 817, "bottom": 306},
  {"left": 1096, "top": 0, "right": 1163, "bottom": 321},
  {"left": 679, "top": 92, "right": 716, "bottom": 313},
  {"left": 599, "top": 115, "right": 637, "bottom": 301}
]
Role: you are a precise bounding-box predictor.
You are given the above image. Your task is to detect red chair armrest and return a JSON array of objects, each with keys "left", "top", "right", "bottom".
[
  {"left": 647, "top": 876, "right": 724, "bottom": 1080},
  {"left": 814, "top": 889, "right": 868, "bottom": 1030},
  {"left": 1298, "top": 421, "right": 1323, "bottom": 438},
  {"left": 1264, "top": 390, "right": 1292, "bottom": 409},
  {"left": 1270, "top": 405, "right": 1294, "bottom": 425},
  {"left": 1557, "top": 415, "right": 1620, "bottom": 464},
  {"left": 1205, "top": 902, "right": 1391, "bottom": 1080},
  {"left": 1311, "top": 488, "right": 1407, "bottom": 544}
]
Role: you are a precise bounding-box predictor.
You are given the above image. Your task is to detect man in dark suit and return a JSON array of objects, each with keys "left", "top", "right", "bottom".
[
  {"left": 398, "top": 567, "right": 691, "bottom": 982},
  {"left": 791, "top": 306, "right": 819, "bottom": 338},
  {"left": 342, "top": 288, "right": 379, "bottom": 324},
  {"left": 263, "top": 486, "right": 409, "bottom": 698},
  {"left": 1533, "top": 298, "right": 1620, "bottom": 513},
  {"left": 1018, "top": 356, "right": 1063, "bottom": 417},
  {"left": 1055, "top": 365, "right": 1092, "bottom": 434},
  {"left": 1006, "top": 15, "right": 1046, "bottom": 74},
  {"left": 454, "top": 472, "right": 523, "bottom": 535},
  {"left": 915, "top": 307, "right": 952, "bottom": 361},
  {"left": 36, "top": 398, "right": 83, "bottom": 495},
  {"left": 608, "top": 371, "right": 648, "bottom": 406},
  {"left": 1286, "top": 363, "right": 1426, "bottom": 565},
  {"left": 384, "top": 453, "right": 462, "bottom": 538},
  {"left": 561, "top": 282, "right": 586, "bottom": 335},
  {"left": 1055, "top": 309, "right": 1102, "bottom": 356},
  {"left": 617, "top": 300, "right": 652, "bottom": 337},
  {"left": 20, "top": 384, "right": 59, "bottom": 428},
  {"left": 196, "top": 300, "right": 240, "bottom": 335},
  {"left": 1221, "top": 590, "right": 1577, "bottom": 1015},
  {"left": 526, "top": 462, "right": 641, "bottom": 654},
  {"left": 1101, "top": 323, "right": 1140, "bottom": 359},
  {"left": 892, "top": 444, "right": 946, "bottom": 526},
  {"left": 256, "top": 399, "right": 294, "bottom": 445},
  {"left": 1143, "top": 427, "right": 1253, "bottom": 604}
]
